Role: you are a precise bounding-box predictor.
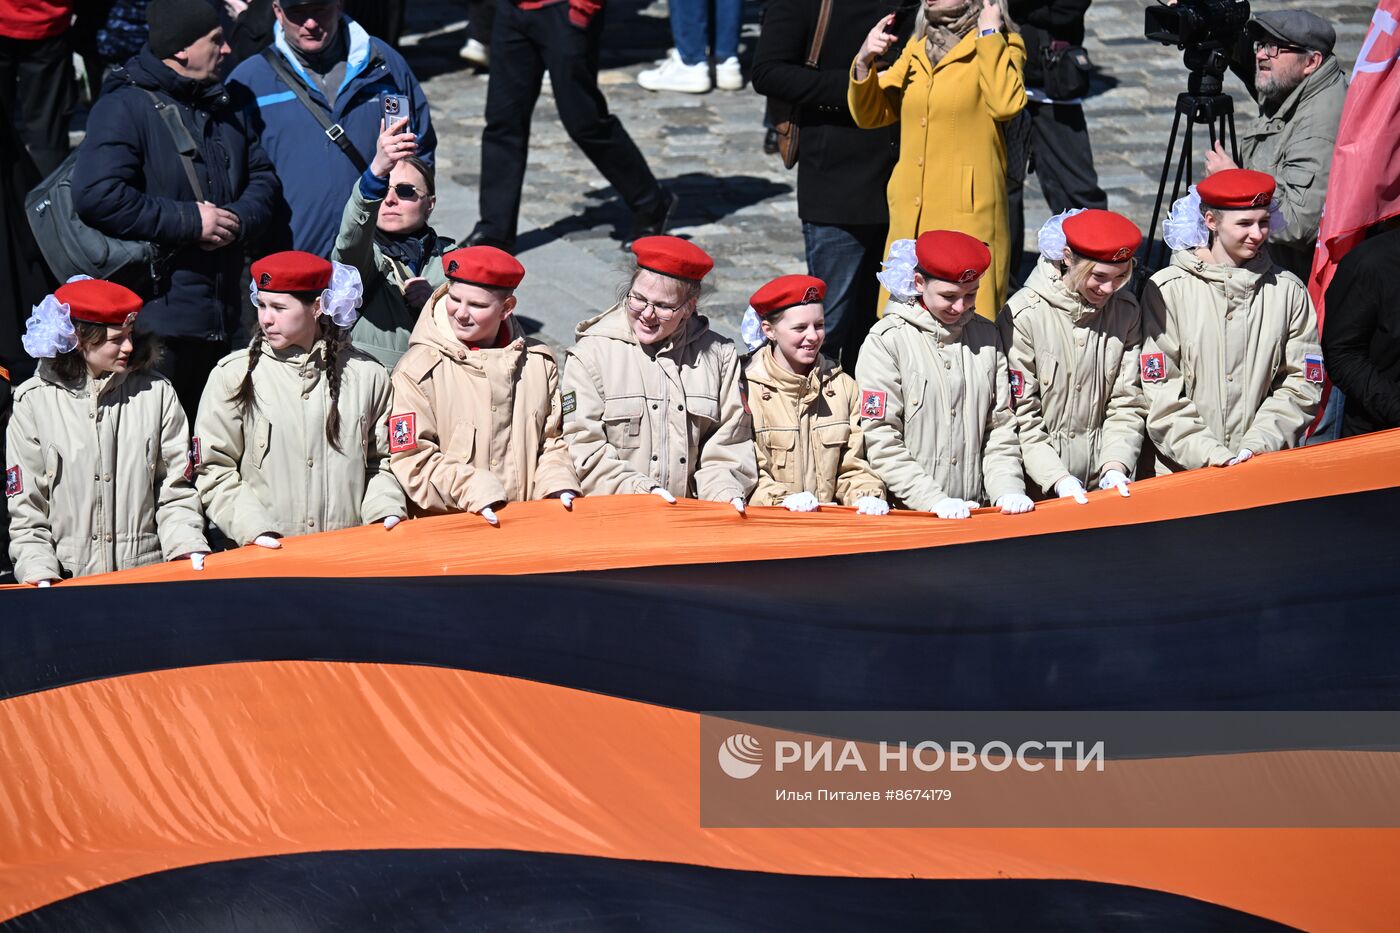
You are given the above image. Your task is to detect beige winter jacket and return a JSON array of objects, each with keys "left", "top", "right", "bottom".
[
  {"left": 561, "top": 305, "right": 757, "bottom": 502},
  {"left": 745, "top": 344, "right": 884, "bottom": 506},
  {"left": 1140, "top": 249, "right": 1322, "bottom": 474},
  {"left": 195, "top": 337, "right": 406, "bottom": 544},
  {"left": 999, "top": 258, "right": 1147, "bottom": 495},
  {"left": 855, "top": 299, "right": 1025, "bottom": 510},
  {"left": 388, "top": 287, "right": 579, "bottom": 514},
  {"left": 6, "top": 362, "right": 207, "bottom": 583}
]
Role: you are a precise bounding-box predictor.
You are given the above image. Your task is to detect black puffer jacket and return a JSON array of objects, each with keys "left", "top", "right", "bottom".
[{"left": 72, "top": 47, "right": 279, "bottom": 341}]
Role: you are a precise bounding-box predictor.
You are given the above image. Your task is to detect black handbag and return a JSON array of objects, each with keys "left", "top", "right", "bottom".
[{"left": 1040, "top": 43, "right": 1092, "bottom": 101}]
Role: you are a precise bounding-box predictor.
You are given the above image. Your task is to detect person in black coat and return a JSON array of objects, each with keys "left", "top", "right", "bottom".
[
  {"left": 72, "top": 0, "right": 279, "bottom": 418},
  {"left": 751, "top": 0, "right": 908, "bottom": 369},
  {"left": 1320, "top": 223, "right": 1400, "bottom": 438},
  {"left": 1006, "top": 0, "right": 1106, "bottom": 281}
]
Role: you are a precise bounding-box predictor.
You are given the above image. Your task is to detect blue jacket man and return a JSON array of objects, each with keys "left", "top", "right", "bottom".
[{"left": 227, "top": 3, "right": 435, "bottom": 257}]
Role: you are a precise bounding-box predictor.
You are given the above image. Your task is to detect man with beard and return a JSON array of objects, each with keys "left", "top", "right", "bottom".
[{"left": 1205, "top": 10, "right": 1346, "bottom": 283}]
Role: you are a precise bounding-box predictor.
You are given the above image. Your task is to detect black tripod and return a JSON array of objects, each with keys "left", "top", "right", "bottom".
[{"left": 1141, "top": 48, "right": 1240, "bottom": 281}]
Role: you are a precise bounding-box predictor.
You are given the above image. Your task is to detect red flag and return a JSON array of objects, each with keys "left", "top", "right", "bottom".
[
  {"left": 1308, "top": 2, "right": 1400, "bottom": 322},
  {"left": 1305, "top": 1, "right": 1400, "bottom": 432}
]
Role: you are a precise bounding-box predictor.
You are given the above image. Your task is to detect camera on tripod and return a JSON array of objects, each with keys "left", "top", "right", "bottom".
[
  {"left": 1137, "top": 0, "right": 1252, "bottom": 280},
  {"left": 1145, "top": 0, "right": 1251, "bottom": 53}
]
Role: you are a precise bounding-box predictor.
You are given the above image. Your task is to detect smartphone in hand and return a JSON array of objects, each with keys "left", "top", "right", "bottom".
[{"left": 382, "top": 94, "right": 412, "bottom": 135}]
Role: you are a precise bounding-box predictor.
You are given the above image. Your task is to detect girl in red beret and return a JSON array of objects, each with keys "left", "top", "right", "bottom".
[
  {"left": 6, "top": 279, "right": 210, "bottom": 585},
  {"left": 194, "top": 252, "right": 407, "bottom": 548},
  {"left": 998, "top": 208, "right": 1147, "bottom": 502},
  {"left": 855, "top": 230, "right": 1033, "bottom": 519},
  {"left": 740, "top": 275, "right": 888, "bottom": 514},
  {"left": 1140, "top": 170, "right": 1321, "bottom": 474},
  {"left": 562, "top": 236, "right": 757, "bottom": 512},
  {"left": 387, "top": 246, "right": 580, "bottom": 527}
]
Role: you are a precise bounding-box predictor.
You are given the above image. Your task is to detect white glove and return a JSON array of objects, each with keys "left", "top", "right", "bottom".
[
  {"left": 995, "top": 493, "right": 1035, "bottom": 514},
  {"left": 1226, "top": 448, "right": 1255, "bottom": 467},
  {"left": 651, "top": 486, "right": 677, "bottom": 504},
  {"left": 383, "top": 515, "right": 402, "bottom": 531},
  {"left": 1098, "top": 469, "right": 1132, "bottom": 497},
  {"left": 253, "top": 534, "right": 282, "bottom": 549},
  {"left": 1054, "top": 476, "right": 1089, "bottom": 504},
  {"left": 35, "top": 580, "right": 52, "bottom": 588},
  {"left": 855, "top": 496, "right": 889, "bottom": 516},
  {"left": 731, "top": 497, "right": 747, "bottom": 515},
  {"left": 932, "top": 497, "right": 973, "bottom": 520},
  {"left": 478, "top": 506, "right": 500, "bottom": 527},
  {"left": 558, "top": 491, "right": 576, "bottom": 511},
  {"left": 782, "top": 491, "right": 820, "bottom": 512},
  {"left": 189, "top": 552, "right": 207, "bottom": 571}
]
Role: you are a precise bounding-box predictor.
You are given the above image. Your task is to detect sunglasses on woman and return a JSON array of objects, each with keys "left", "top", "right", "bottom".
[{"left": 391, "top": 182, "right": 426, "bottom": 201}]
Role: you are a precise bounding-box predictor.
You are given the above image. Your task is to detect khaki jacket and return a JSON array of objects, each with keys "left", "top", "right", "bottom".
[
  {"left": 1240, "top": 56, "right": 1347, "bottom": 280},
  {"left": 195, "top": 338, "right": 406, "bottom": 544},
  {"left": 1141, "top": 249, "right": 1322, "bottom": 474},
  {"left": 6, "top": 363, "right": 207, "bottom": 583},
  {"left": 744, "top": 345, "right": 884, "bottom": 506},
  {"left": 848, "top": 30, "right": 1026, "bottom": 318},
  {"left": 561, "top": 305, "right": 757, "bottom": 501},
  {"left": 999, "top": 258, "right": 1147, "bottom": 494},
  {"left": 855, "top": 299, "right": 1024, "bottom": 509},
  {"left": 389, "top": 288, "right": 579, "bottom": 515},
  {"left": 333, "top": 180, "right": 452, "bottom": 370}
]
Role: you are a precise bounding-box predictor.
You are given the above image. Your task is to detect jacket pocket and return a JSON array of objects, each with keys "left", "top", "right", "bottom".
[
  {"left": 815, "top": 422, "right": 852, "bottom": 447},
  {"left": 250, "top": 419, "right": 272, "bottom": 469},
  {"left": 447, "top": 424, "right": 476, "bottom": 460},
  {"left": 686, "top": 397, "right": 720, "bottom": 429},
  {"left": 758, "top": 427, "right": 797, "bottom": 469},
  {"left": 960, "top": 164, "right": 974, "bottom": 214},
  {"left": 44, "top": 444, "right": 63, "bottom": 490},
  {"left": 602, "top": 396, "right": 644, "bottom": 450}
]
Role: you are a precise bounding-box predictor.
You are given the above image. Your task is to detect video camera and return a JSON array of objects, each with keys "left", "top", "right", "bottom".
[{"left": 1145, "top": 0, "right": 1251, "bottom": 53}]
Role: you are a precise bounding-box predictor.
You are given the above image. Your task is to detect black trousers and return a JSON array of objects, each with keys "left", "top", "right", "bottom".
[
  {"left": 0, "top": 32, "right": 75, "bottom": 177},
  {"left": 466, "top": 0, "right": 496, "bottom": 44},
  {"left": 1008, "top": 101, "right": 1107, "bottom": 284},
  {"left": 156, "top": 337, "right": 231, "bottom": 424},
  {"left": 477, "top": 0, "right": 664, "bottom": 244}
]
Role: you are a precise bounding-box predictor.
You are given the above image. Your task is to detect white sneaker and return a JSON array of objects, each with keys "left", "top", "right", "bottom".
[
  {"left": 715, "top": 56, "right": 743, "bottom": 91},
  {"left": 459, "top": 38, "right": 489, "bottom": 67},
  {"left": 637, "top": 50, "right": 712, "bottom": 94}
]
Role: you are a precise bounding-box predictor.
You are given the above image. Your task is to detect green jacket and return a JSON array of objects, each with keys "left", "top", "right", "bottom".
[
  {"left": 1240, "top": 56, "right": 1347, "bottom": 280},
  {"left": 332, "top": 180, "right": 453, "bottom": 370}
]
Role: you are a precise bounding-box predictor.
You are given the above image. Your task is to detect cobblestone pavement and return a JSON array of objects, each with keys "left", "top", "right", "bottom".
[{"left": 400, "top": 0, "right": 1374, "bottom": 348}]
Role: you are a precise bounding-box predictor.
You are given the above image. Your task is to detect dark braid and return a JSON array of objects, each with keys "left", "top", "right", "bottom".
[
  {"left": 322, "top": 319, "right": 344, "bottom": 453},
  {"left": 234, "top": 331, "right": 265, "bottom": 418}
]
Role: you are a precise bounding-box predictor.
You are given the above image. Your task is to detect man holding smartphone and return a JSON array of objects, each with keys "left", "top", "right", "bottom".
[{"left": 228, "top": 0, "right": 436, "bottom": 256}]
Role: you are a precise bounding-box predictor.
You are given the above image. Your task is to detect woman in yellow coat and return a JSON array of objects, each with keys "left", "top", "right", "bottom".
[{"left": 849, "top": 0, "right": 1026, "bottom": 318}]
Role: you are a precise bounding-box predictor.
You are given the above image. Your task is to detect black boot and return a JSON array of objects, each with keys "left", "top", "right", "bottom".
[{"left": 624, "top": 189, "right": 678, "bottom": 249}]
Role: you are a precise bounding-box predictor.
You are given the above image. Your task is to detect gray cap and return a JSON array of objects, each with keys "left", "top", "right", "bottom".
[{"left": 1249, "top": 10, "right": 1336, "bottom": 55}]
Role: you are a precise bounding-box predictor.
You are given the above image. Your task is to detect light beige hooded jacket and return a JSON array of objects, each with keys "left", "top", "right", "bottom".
[
  {"left": 7, "top": 362, "right": 207, "bottom": 582},
  {"left": 195, "top": 337, "right": 406, "bottom": 544},
  {"left": 389, "top": 286, "right": 579, "bottom": 515},
  {"left": 744, "top": 344, "right": 884, "bottom": 506},
  {"left": 999, "top": 257, "right": 1147, "bottom": 494},
  {"left": 561, "top": 304, "right": 757, "bottom": 502},
  {"left": 1140, "top": 249, "right": 1321, "bottom": 473},
  {"left": 855, "top": 298, "right": 1025, "bottom": 509}
]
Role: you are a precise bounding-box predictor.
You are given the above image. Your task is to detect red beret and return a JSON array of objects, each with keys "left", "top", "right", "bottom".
[
  {"left": 631, "top": 235, "right": 714, "bottom": 282},
  {"left": 443, "top": 246, "right": 525, "bottom": 289},
  {"left": 251, "top": 251, "right": 332, "bottom": 293},
  {"left": 749, "top": 274, "right": 826, "bottom": 317},
  {"left": 1197, "top": 169, "right": 1276, "bottom": 210},
  {"left": 54, "top": 279, "right": 143, "bottom": 326},
  {"left": 1062, "top": 210, "right": 1143, "bottom": 263},
  {"left": 914, "top": 230, "right": 992, "bottom": 284}
]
